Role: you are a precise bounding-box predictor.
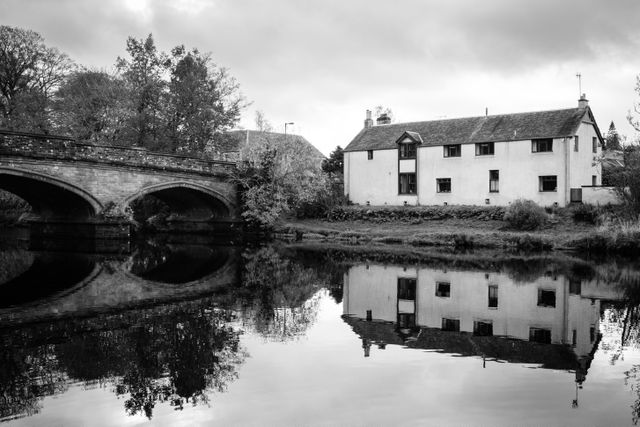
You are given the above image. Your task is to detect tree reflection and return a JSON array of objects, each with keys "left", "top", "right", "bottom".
[
  {"left": 0, "top": 298, "right": 246, "bottom": 421},
  {"left": 229, "top": 246, "right": 325, "bottom": 341}
]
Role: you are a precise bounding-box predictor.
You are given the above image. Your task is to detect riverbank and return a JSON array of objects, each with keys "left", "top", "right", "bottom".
[{"left": 275, "top": 212, "right": 640, "bottom": 255}]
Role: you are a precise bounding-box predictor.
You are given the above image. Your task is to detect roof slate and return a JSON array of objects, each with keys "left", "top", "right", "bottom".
[
  {"left": 345, "top": 107, "right": 591, "bottom": 152},
  {"left": 221, "top": 130, "right": 325, "bottom": 160}
]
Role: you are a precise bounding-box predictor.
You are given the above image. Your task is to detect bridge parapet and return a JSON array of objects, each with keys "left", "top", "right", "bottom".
[{"left": 0, "top": 131, "right": 236, "bottom": 177}]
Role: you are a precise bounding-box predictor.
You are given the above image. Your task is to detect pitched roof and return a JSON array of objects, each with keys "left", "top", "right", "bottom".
[
  {"left": 221, "top": 130, "right": 325, "bottom": 161},
  {"left": 345, "top": 107, "right": 599, "bottom": 152}
]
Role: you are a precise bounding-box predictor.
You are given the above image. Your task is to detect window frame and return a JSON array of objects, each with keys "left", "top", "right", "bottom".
[
  {"left": 441, "top": 318, "right": 460, "bottom": 332},
  {"left": 398, "top": 278, "right": 417, "bottom": 300},
  {"left": 475, "top": 142, "right": 495, "bottom": 156},
  {"left": 592, "top": 137, "right": 598, "bottom": 153},
  {"left": 532, "top": 138, "right": 553, "bottom": 153},
  {"left": 489, "top": 170, "right": 499, "bottom": 193},
  {"left": 399, "top": 142, "right": 417, "bottom": 159},
  {"left": 539, "top": 175, "right": 557, "bottom": 192},
  {"left": 367, "top": 150, "right": 373, "bottom": 160},
  {"left": 574, "top": 136, "right": 579, "bottom": 152},
  {"left": 435, "top": 281, "right": 451, "bottom": 298},
  {"left": 398, "top": 173, "right": 417, "bottom": 195},
  {"left": 537, "top": 288, "right": 556, "bottom": 308},
  {"left": 436, "top": 178, "right": 451, "bottom": 193},
  {"left": 488, "top": 285, "right": 498, "bottom": 308},
  {"left": 443, "top": 144, "right": 461, "bottom": 158}
]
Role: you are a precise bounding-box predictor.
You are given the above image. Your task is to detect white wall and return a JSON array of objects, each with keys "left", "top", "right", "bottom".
[
  {"left": 342, "top": 264, "right": 602, "bottom": 350},
  {"left": 345, "top": 129, "right": 602, "bottom": 207}
]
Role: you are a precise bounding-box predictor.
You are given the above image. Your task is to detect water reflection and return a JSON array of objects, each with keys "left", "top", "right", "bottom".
[{"left": 0, "top": 242, "right": 335, "bottom": 423}]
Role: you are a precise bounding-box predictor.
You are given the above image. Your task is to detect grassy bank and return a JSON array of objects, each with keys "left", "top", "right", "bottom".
[{"left": 276, "top": 205, "right": 639, "bottom": 255}]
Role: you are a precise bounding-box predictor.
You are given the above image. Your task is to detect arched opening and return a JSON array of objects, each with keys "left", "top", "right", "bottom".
[
  {"left": 128, "top": 243, "right": 231, "bottom": 284},
  {"left": 0, "top": 170, "right": 99, "bottom": 222},
  {"left": 128, "top": 183, "right": 232, "bottom": 226}
]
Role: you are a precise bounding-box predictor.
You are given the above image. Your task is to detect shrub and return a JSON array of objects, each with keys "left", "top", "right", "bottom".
[
  {"left": 571, "top": 203, "right": 600, "bottom": 224},
  {"left": 504, "top": 199, "right": 547, "bottom": 230}
]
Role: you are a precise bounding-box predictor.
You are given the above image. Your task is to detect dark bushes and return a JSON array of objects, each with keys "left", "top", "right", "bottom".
[
  {"left": 504, "top": 199, "right": 547, "bottom": 230},
  {"left": 324, "top": 205, "right": 505, "bottom": 222}
]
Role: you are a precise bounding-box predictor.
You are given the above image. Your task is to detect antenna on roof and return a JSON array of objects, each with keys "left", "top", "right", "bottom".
[{"left": 576, "top": 72, "right": 582, "bottom": 97}]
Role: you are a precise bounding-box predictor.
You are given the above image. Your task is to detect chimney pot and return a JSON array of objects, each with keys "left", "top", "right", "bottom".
[
  {"left": 376, "top": 113, "right": 391, "bottom": 125},
  {"left": 364, "top": 110, "right": 374, "bottom": 129},
  {"left": 578, "top": 93, "right": 589, "bottom": 108}
]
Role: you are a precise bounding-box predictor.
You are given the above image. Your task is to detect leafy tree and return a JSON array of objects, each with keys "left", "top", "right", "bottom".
[
  {"left": 605, "top": 121, "right": 622, "bottom": 151},
  {"left": 53, "top": 70, "right": 130, "bottom": 142},
  {"left": 608, "top": 146, "right": 640, "bottom": 214},
  {"left": 321, "top": 146, "right": 343, "bottom": 175},
  {"left": 163, "top": 46, "right": 243, "bottom": 153},
  {"left": 0, "top": 25, "right": 73, "bottom": 131},
  {"left": 116, "top": 34, "right": 169, "bottom": 149}
]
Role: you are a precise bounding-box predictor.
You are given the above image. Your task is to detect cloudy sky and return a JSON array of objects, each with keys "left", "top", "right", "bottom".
[{"left": 3, "top": 0, "right": 640, "bottom": 155}]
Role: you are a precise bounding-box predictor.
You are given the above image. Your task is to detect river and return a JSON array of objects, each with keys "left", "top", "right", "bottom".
[{"left": 1, "top": 234, "right": 639, "bottom": 426}]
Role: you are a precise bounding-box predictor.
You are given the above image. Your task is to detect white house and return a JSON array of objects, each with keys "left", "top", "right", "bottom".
[{"left": 343, "top": 96, "right": 605, "bottom": 207}]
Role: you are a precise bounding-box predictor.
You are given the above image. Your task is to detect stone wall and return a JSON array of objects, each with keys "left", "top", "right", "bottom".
[{"left": 0, "top": 134, "right": 235, "bottom": 177}]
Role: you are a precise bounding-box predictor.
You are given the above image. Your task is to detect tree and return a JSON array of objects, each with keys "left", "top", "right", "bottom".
[
  {"left": 163, "top": 46, "right": 243, "bottom": 153},
  {"left": 374, "top": 105, "right": 394, "bottom": 123},
  {"left": 254, "top": 110, "right": 273, "bottom": 132},
  {"left": 0, "top": 25, "right": 73, "bottom": 131},
  {"left": 53, "top": 70, "right": 130, "bottom": 142},
  {"left": 321, "top": 146, "right": 343, "bottom": 175},
  {"left": 116, "top": 34, "right": 169, "bottom": 148},
  {"left": 608, "top": 146, "right": 640, "bottom": 214},
  {"left": 605, "top": 121, "right": 622, "bottom": 151}
]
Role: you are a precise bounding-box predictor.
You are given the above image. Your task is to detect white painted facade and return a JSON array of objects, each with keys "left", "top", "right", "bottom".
[
  {"left": 342, "top": 264, "right": 616, "bottom": 358},
  {"left": 344, "top": 110, "right": 604, "bottom": 207}
]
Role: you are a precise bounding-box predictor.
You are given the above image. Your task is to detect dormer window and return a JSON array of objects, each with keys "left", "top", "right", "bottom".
[{"left": 399, "top": 142, "right": 417, "bottom": 159}]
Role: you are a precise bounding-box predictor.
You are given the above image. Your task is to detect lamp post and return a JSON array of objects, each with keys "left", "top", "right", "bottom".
[{"left": 284, "top": 122, "right": 294, "bottom": 140}]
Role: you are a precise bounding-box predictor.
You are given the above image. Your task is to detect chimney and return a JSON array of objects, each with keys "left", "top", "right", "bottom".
[
  {"left": 376, "top": 113, "right": 391, "bottom": 125},
  {"left": 364, "top": 110, "right": 373, "bottom": 128},
  {"left": 578, "top": 93, "right": 589, "bottom": 109}
]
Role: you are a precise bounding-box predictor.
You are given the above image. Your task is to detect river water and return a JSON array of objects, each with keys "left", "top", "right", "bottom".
[{"left": 1, "top": 235, "right": 640, "bottom": 426}]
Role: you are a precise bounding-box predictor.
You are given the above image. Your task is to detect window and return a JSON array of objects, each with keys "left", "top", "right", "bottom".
[
  {"left": 488, "top": 285, "right": 498, "bottom": 308},
  {"left": 435, "top": 282, "right": 450, "bottom": 297},
  {"left": 529, "top": 327, "right": 551, "bottom": 343},
  {"left": 539, "top": 175, "right": 557, "bottom": 192},
  {"left": 572, "top": 329, "right": 577, "bottom": 347},
  {"left": 398, "top": 278, "right": 417, "bottom": 300},
  {"left": 569, "top": 279, "right": 581, "bottom": 295},
  {"left": 399, "top": 143, "right": 417, "bottom": 159},
  {"left": 442, "top": 318, "right": 460, "bottom": 332},
  {"left": 474, "top": 321, "right": 493, "bottom": 336},
  {"left": 592, "top": 137, "right": 598, "bottom": 153},
  {"left": 489, "top": 170, "right": 499, "bottom": 193},
  {"left": 367, "top": 150, "right": 373, "bottom": 160},
  {"left": 532, "top": 138, "right": 553, "bottom": 153},
  {"left": 574, "top": 136, "right": 579, "bottom": 152},
  {"left": 538, "top": 289, "right": 556, "bottom": 307},
  {"left": 437, "top": 178, "right": 451, "bottom": 193},
  {"left": 592, "top": 175, "right": 597, "bottom": 186},
  {"left": 398, "top": 313, "right": 416, "bottom": 329},
  {"left": 399, "top": 173, "right": 417, "bottom": 194},
  {"left": 475, "top": 142, "right": 494, "bottom": 156},
  {"left": 443, "top": 144, "right": 461, "bottom": 157}
]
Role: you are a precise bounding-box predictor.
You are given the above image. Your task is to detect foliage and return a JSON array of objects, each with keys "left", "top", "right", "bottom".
[
  {"left": 327, "top": 205, "right": 505, "bottom": 222},
  {"left": 503, "top": 199, "right": 547, "bottom": 231},
  {"left": 53, "top": 70, "right": 130, "bottom": 143},
  {"left": 605, "top": 121, "right": 622, "bottom": 151},
  {"left": 0, "top": 25, "right": 74, "bottom": 132},
  {"left": 374, "top": 105, "right": 394, "bottom": 123},
  {"left": 607, "top": 146, "right": 640, "bottom": 214},
  {"left": 321, "top": 146, "right": 343, "bottom": 175},
  {"left": 571, "top": 203, "right": 601, "bottom": 224}
]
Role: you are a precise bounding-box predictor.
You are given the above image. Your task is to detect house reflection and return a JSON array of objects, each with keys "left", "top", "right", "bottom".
[{"left": 342, "top": 263, "right": 624, "bottom": 371}]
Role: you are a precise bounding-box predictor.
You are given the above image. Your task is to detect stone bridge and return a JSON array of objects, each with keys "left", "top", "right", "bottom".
[{"left": 0, "top": 130, "right": 239, "bottom": 237}]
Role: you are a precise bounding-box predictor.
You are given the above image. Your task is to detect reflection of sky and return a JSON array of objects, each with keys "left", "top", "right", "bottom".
[{"left": 6, "top": 292, "right": 639, "bottom": 427}]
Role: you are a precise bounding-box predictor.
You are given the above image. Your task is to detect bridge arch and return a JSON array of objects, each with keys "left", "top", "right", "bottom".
[
  {"left": 125, "top": 181, "right": 234, "bottom": 221},
  {"left": 0, "top": 167, "right": 102, "bottom": 221}
]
